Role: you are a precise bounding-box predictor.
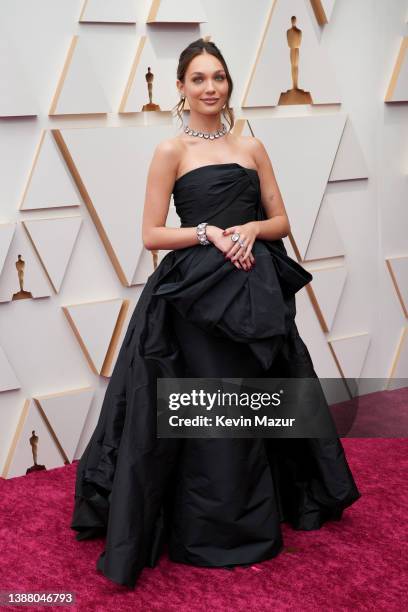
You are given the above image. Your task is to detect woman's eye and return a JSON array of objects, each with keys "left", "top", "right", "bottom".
[{"left": 193, "top": 75, "right": 225, "bottom": 83}]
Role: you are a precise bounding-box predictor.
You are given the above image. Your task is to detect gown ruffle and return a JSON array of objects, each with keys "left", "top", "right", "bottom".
[{"left": 71, "top": 163, "right": 361, "bottom": 588}]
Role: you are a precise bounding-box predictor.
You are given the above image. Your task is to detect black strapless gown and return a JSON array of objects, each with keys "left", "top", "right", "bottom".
[{"left": 71, "top": 163, "right": 361, "bottom": 588}]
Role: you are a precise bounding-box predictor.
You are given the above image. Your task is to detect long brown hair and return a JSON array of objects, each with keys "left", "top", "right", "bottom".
[{"left": 172, "top": 38, "right": 235, "bottom": 132}]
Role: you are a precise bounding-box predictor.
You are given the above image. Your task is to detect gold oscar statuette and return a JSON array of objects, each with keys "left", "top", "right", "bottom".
[
  {"left": 278, "top": 15, "right": 313, "bottom": 105},
  {"left": 12, "top": 254, "right": 33, "bottom": 300},
  {"left": 142, "top": 66, "right": 161, "bottom": 111},
  {"left": 26, "top": 430, "right": 46, "bottom": 474}
]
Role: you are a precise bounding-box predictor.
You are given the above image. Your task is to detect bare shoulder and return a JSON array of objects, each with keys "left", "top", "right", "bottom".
[
  {"left": 238, "top": 135, "right": 274, "bottom": 177},
  {"left": 238, "top": 134, "right": 266, "bottom": 160},
  {"left": 149, "top": 137, "right": 183, "bottom": 184},
  {"left": 154, "top": 136, "right": 183, "bottom": 159}
]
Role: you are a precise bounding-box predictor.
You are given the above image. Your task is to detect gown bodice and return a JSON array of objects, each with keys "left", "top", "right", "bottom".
[
  {"left": 172, "top": 162, "right": 260, "bottom": 228},
  {"left": 136, "top": 161, "right": 314, "bottom": 371}
]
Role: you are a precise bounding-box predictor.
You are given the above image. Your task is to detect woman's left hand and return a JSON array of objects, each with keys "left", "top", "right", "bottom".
[{"left": 223, "top": 222, "right": 259, "bottom": 263}]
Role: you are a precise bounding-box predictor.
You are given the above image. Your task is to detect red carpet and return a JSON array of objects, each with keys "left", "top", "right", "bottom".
[{"left": 0, "top": 439, "right": 406, "bottom": 611}]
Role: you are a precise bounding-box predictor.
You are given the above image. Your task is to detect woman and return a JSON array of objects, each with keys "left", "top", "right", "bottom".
[{"left": 71, "top": 38, "right": 361, "bottom": 588}]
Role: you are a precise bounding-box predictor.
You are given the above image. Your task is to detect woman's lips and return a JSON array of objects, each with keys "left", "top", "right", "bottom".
[{"left": 201, "top": 99, "right": 219, "bottom": 105}]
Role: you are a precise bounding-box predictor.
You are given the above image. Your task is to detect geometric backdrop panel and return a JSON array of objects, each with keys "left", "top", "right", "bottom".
[
  {"left": 248, "top": 114, "right": 346, "bottom": 259},
  {"left": 329, "top": 118, "right": 369, "bottom": 182},
  {"left": 146, "top": 0, "right": 207, "bottom": 23},
  {"left": 0, "top": 224, "right": 52, "bottom": 303},
  {"left": 62, "top": 298, "right": 130, "bottom": 376},
  {"left": 49, "top": 35, "right": 111, "bottom": 116},
  {"left": 0, "top": 223, "right": 16, "bottom": 275},
  {"left": 22, "top": 216, "right": 82, "bottom": 293},
  {"left": 242, "top": 0, "right": 341, "bottom": 107},
  {"left": 120, "top": 35, "right": 174, "bottom": 113},
  {"left": 385, "top": 37, "right": 408, "bottom": 103},
  {"left": 387, "top": 326, "right": 408, "bottom": 390},
  {"left": 0, "top": 27, "right": 38, "bottom": 117},
  {"left": 0, "top": 345, "right": 21, "bottom": 393},
  {"left": 310, "top": 0, "right": 337, "bottom": 25},
  {"left": 79, "top": 0, "right": 138, "bottom": 23},
  {"left": 36, "top": 387, "right": 94, "bottom": 463},
  {"left": 2, "top": 399, "right": 63, "bottom": 479},
  {"left": 19, "top": 130, "right": 81, "bottom": 211},
  {"left": 120, "top": 33, "right": 200, "bottom": 113},
  {"left": 308, "top": 264, "right": 347, "bottom": 332},
  {"left": 54, "top": 124, "right": 175, "bottom": 286},
  {"left": 386, "top": 255, "right": 408, "bottom": 318},
  {"left": 132, "top": 247, "right": 154, "bottom": 285},
  {"left": 329, "top": 332, "right": 371, "bottom": 380},
  {"left": 305, "top": 192, "right": 345, "bottom": 261}
]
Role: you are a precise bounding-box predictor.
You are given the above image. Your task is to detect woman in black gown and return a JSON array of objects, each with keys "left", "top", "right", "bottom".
[{"left": 71, "top": 38, "right": 361, "bottom": 588}]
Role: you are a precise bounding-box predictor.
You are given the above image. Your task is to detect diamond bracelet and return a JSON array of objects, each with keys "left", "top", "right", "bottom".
[{"left": 196, "top": 222, "right": 211, "bottom": 246}]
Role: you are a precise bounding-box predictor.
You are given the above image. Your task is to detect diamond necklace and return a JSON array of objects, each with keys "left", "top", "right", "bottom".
[{"left": 183, "top": 122, "right": 228, "bottom": 140}]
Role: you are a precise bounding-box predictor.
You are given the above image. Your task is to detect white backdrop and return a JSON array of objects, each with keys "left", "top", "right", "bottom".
[{"left": 0, "top": 0, "right": 407, "bottom": 477}]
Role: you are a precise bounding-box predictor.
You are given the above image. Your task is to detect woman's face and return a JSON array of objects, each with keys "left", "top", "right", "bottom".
[{"left": 178, "top": 53, "right": 229, "bottom": 116}]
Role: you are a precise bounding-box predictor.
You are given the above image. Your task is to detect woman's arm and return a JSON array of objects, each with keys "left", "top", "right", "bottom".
[
  {"left": 142, "top": 140, "right": 220, "bottom": 251},
  {"left": 246, "top": 137, "right": 291, "bottom": 241}
]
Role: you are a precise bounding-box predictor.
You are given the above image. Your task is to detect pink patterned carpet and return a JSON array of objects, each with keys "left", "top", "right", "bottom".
[{"left": 0, "top": 439, "right": 406, "bottom": 611}]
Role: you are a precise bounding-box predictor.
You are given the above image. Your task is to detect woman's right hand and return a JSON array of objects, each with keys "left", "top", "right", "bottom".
[{"left": 206, "top": 225, "right": 255, "bottom": 271}]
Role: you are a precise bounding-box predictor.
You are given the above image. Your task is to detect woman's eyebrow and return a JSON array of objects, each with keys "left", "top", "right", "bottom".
[{"left": 190, "top": 70, "right": 226, "bottom": 76}]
